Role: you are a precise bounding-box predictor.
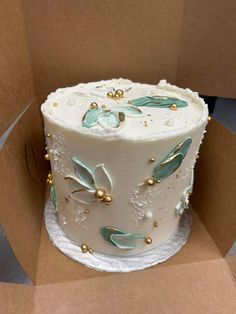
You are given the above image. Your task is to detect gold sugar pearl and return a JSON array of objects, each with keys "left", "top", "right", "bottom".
[
  {"left": 48, "top": 173, "right": 52, "bottom": 179},
  {"left": 113, "top": 93, "right": 120, "bottom": 100},
  {"left": 107, "top": 91, "right": 114, "bottom": 98},
  {"left": 81, "top": 243, "right": 88, "bottom": 253},
  {"left": 44, "top": 154, "right": 50, "bottom": 161},
  {"left": 208, "top": 116, "right": 212, "bottom": 121},
  {"left": 46, "top": 133, "right": 51, "bottom": 138},
  {"left": 104, "top": 195, "right": 112, "bottom": 204},
  {"left": 53, "top": 102, "right": 58, "bottom": 107},
  {"left": 116, "top": 89, "right": 124, "bottom": 98},
  {"left": 153, "top": 220, "right": 159, "bottom": 227},
  {"left": 149, "top": 156, "right": 155, "bottom": 163},
  {"left": 145, "top": 178, "right": 155, "bottom": 186},
  {"left": 156, "top": 179, "right": 161, "bottom": 183},
  {"left": 84, "top": 209, "right": 89, "bottom": 214},
  {"left": 89, "top": 248, "right": 94, "bottom": 254},
  {"left": 144, "top": 121, "right": 148, "bottom": 127},
  {"left": 47, "top": 179, "right": 53, "bottom": 187},
  {"left": 145, "top": 237, "right": 152, "bottom": 244},
  {"left": 95, "top": 189, "right": 106, "bottom": 200},
  {"left": 90, "top": 102, "right": 98, "bottom": 109},
  {"left": 170, "top": 104, "right": 177, "bottom": 111}
]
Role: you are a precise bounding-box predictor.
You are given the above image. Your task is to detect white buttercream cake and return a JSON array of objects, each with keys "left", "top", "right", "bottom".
[{"left": 41, "top": 79, "right": 208, "bottom": 259}]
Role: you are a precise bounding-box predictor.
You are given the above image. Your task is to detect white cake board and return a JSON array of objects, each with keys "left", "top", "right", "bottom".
[{"left": 44, "top": 199, "right": 192, "bottom": 272}]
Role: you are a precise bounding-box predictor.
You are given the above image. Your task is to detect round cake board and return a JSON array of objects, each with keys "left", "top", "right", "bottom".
[{"left": 44, "top": 199, "right": 192, "bottom": 272}]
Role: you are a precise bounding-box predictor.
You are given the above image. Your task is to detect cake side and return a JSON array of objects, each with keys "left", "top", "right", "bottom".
[{"left": 41, "top": 79, "right": 208, "bottom": 257}]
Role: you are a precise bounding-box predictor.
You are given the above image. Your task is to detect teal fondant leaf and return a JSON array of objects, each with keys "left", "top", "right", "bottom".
[
  {"left": 50, "top": 185, "right": 56, "bottom": 209},
  {"left": 110, "top": 233, "right": 145, "bottom": 250},
  {"left": 113, "top": 105, "right": 143, "bottom": 117},
  {"left": 152, "top": 153, "right": 183, "bottom": 181},
  {"left": 98, "top": 111, "right": 125, "bottom": 128},
  {"left": 129, "top": 96, "right": 188, "bottom": 108},
  {"left": 100, "top": 226, "right": 124, "bottom": 245},
  {"left": 82, "top": 108, "right": 103, "bottom": 128},
  {"left": 72, "top": 157, "right": 95, "bottom": 190},
  {"left": 170, "top": 137, "right": 192, "bottom": 159}
]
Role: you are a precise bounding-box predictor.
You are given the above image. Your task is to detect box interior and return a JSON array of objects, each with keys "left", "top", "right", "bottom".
[{"left": 0, "top": 0, "right": 236, "bottom": 312}]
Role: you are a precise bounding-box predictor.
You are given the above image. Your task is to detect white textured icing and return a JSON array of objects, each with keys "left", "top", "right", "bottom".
[
  {"left": 41, "top": 79, "right": 208, "bottom": 141},
  {"left": 41, "top": 79, "right": 208, "bottom": 257}
]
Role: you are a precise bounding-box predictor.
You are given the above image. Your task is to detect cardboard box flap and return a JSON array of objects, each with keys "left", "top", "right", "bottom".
[
  {"left": 0, "top": 283, "right": 35, "bottom": 314},
  {"left": 34, "top": 259, "right": 236, "bottom": 314},
  {"left": 226, "top": 255, "right": 236, "bottom": 281},
  {"left": 177, "top": 1, "right": 236, "bottom": 98},
  {"left": 36, "top": 210, "right": 222, "bottom": 285},
  {"left": 192, "top": 120, "right": 236, "bottom": 256},
  {"left": 0, "top": 104, "right": 47, "bottom": 283},
  {"left": 0, "top": 0, "right": 35, "bottom": 135}
]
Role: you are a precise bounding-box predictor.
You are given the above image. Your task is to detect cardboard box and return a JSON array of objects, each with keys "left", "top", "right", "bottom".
[{"left": 0, "top": 1, "right": 236, "bottom": 313}]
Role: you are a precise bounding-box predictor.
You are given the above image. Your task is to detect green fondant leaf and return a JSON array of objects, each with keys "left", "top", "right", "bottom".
[
  {"left": 98, "top": 111, "right": 125, "bottom": 128},
  {"left": 82, "top": 108, "right": 103, "bottom": 128},
  {"left": 110, "top": 233, "right": 145, "bottom": 250},
  {"left": 170, "top": 137, "right": 192, "bottom": 159},
  {"left": 72, "top": 157, "right": 95, "bottom": 190},
  {"left": 113, "top": 105, "right": 143, "bottom": 117},
  {"left": 100, "top": 226, "right": 124, "bottom": 245},
  {"left": 129, "top": 96, "right": 188, "bottom": 108},
  {"left": 152, "top": 153, "right": 183, "bottom": 181},
  {"left": 50, "top": 185, "right": 56, "bottom": 209}
]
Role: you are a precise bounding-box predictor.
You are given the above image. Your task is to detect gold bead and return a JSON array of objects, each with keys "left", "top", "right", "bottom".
[
  {"left": 208, "top": 116, "right": 212, "bottom": 121},
  {"left": 156, "top": 179, "right": 161, "bottom": 183},
  {"left": 46, "top": 133, "right": 51, "bottom": 138},
  {"left": 145, "top": 178, "right": 155, "bottom": 186},
  {"left": 89, "top": 248, "right": 94, "bottom": 254},
  {"left": 116, "top": 89, "right": 124, "bottom": 98},
  {"left": 104, "top": 195, "right": 112, "bottom": 203},
  {"left": 170, "top": 104, "right": 177, "bottom": 111},
  {"left": 48, "top": 173, "right": 52, "bottom": 179},
  {"left": 90, "top": 102, "right": 98, "bottom": 109},
  {"left": 45, "top": 146, "right": 48, "bottom": 151},
  {"left": 107, "top": 91, "right": 114, "bottom": 98},
  {"left": 95, "top": 189, "right": 106, "bottom": 199},
  {"left": 153, "top": 220, "right": 158, "bottom": 227},
  {"left": 48, "top": 179, "right": 53, "bottom": 187},
  {"left": 53, "top": 102, "right": 58, "bottom": 107},
  {"left": 46, "top": 178, "right": 50, "bottom": 184},
  {"left": 113, "top": 93, "right": 120, "bottom": 100},
  {"left": 44, "top": 154, "right": 50, "bottom": 161},
  {"left": 81, "top": 244, "right": 88, "bottom": 253},
  {"left": 84, "top": 209, "right": 89, "bottom": 214},
  {"left": 149, "top": 156, "right": 155, "bottom": 163},
  {"left": 145, "top": 237, "right": 152, "bottom": 244}
]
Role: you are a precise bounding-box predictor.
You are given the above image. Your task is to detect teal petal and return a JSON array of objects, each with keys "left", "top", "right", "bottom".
[
  {"left": 152, "top": 153, "right": 183, "bottom": 181},
  {"left": 113, "top": 105, "right": 143, "bottom": 117},
  {"left": 129, "top": 96, "right": 188, "bottom": 108},
  {"left": 100, "top": 226, "right": 124, "bottom": 245},
  {"left": 72, "top": 157, "right": 95, "bottom": 190},
  {"left": 98, "top": 111, "right": 125, "bottom": 128},
  {"left": 110, "top": 233, "right": 145, "bottom": 250},
  {"left": 170, "top": 137, "right": 192, "bottom": 159},
  {"left": 82, "top": 108, "right": 103, "bottom": 128},
  {"left": 50, "top": 185, "right": 56, "bottom": 209}
]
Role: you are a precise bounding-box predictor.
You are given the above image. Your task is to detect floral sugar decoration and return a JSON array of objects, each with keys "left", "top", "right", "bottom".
[{"left": 65, "top": 157, "right": 113, "bottom": 205}]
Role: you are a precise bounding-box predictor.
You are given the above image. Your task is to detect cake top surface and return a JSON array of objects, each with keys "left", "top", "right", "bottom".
[{"left": 41, "top": 79, "right": 208, "bottom": 141}]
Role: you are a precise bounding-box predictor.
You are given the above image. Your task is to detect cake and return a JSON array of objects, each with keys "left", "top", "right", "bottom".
[{"left": 41, "top": 79, "right": 208, "bottom": 265}]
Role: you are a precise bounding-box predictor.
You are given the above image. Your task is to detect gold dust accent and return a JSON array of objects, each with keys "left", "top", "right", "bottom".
[
  {"left": 81, "top": 243, "right": 88, "bottom": 253},
  {"left": 169, "top": 104, "right": 177, "bottom": 111},
  {"left": 84, "top": 209, "right": 89, "bottom": 214},
  {"left": 208, "top": 116, "right": 212, "bottom": 121},
  {"left": 153, "top": 220, "right": 159, "bottom": 227},
  {"left": 90, "top": 102, "right": 98, "bottom": 109},
  {"left": 95, "top": 189, "right": 106, "bottom": 200},
  {"left": 44, "top": 154, "right": 50, "bottom": 161},
  {"left": 145, "top": 237, "right": 152, "bottom": 244},
  {"left": 53, "top": 102, "right": 58, "bottom": 107},
  {"left": 149, "top": 156, "right": 155, "bottom": 163},
  {"left": 89, "top": 248, "right": 94, "bottom": 254},
  {"left": 160, "top": 155, "right": 180, "bottom": 170},
  {"left": 145, "top": 178, "right": 155, "bottom": 186}
]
